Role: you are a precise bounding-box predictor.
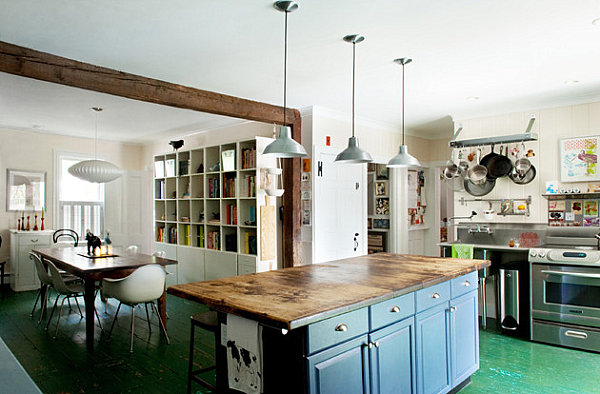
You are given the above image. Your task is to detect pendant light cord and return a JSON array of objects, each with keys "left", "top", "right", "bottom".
[
  {"left": 352, "top": 41, "right": 356, "bottom": 138},
  {"left": 94, "top": 109, "right": 98, "bottom": 160},
  {"left": 283, "top": 10, "right": 288, "bottom": 126},
  {"left": 401, "top": 62, "right": 405, "bottom": 146}
]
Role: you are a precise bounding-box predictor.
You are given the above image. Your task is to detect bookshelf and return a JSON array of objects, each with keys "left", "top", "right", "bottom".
[
  {"left": 153, "top": 137, "right": 277, "bottom": 281},
  {"left": 367, "top": 163, "right": 390, "bottom": 253}
]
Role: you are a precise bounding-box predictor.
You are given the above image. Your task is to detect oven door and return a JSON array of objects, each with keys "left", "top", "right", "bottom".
[{"left": 532, "top": 263, "right": 600, "bottom": 328}]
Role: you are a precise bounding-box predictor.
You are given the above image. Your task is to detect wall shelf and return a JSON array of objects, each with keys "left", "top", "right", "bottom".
[{"left": 542, "top": 193, "right": 600, "bottom": 200}]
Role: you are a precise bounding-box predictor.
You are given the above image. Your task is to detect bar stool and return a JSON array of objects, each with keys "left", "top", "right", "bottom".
[{"left": 188, "top": 311, "right": 218, "bottom": 393}]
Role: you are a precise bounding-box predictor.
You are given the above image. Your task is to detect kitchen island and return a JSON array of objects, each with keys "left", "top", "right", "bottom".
[{"left": 168, "top": 253, "right": 490, "bottom": 394}]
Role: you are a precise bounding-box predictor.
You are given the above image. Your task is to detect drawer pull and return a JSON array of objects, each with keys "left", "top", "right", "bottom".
[
  {"left": 390, "top": 306, "right": 401, "bottom": 313},
  {"left": 565, "top": 330, "right": 588, "bottom": 339},
  {"left": 335, "top": 323, "right": 348, "bottom": 332},
  {"left": 432, "top": 292, "right": 441, "bottom": 299},
  {"left": 30, "top": 239, "right": 38, "bottom": 243},
  {"left": 462, "top": 280, "right": 471, "bottom": 287}
]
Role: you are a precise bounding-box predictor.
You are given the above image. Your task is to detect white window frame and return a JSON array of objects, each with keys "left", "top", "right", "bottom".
[{"left": 54, "top": 150, "right": 105, "bottom": 237}]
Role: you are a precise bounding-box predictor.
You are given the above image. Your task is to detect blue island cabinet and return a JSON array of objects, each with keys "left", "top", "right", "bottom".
[{"left": 306, "top": 271, "right": 478, "bottom": 394}]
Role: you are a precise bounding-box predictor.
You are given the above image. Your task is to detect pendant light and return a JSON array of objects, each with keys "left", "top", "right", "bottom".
[
  {"left": 263, "top": 1, "right": 307, "bottom": 158},
  {"left": 68, "top": 107, "right": 122, "bottom": 183},
  {"left": 387, "top": 58, "right": 421, "bottom": 168},
  {"left": 335, "top": 35, "right": 373, "bottom": 164}
]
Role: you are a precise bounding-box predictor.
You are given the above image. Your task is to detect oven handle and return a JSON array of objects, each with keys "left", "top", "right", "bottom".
[{"left": 541, "top": 270, "right": 600, "bottom": 279}]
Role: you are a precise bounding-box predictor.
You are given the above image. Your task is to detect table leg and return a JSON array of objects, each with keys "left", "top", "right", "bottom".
[
  {"left": 84, "top": 279, "right": 96, "bottom": 352},
  {"left": 157, "top": 291, "right": 167, "bottom": 328}
]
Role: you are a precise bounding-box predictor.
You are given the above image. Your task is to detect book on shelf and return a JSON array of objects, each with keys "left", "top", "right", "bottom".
[
  {"left": 155, "top": 161, "right": 165, "bottom": 178},
  {"left": 207, "top": 231, "right": 220, "bottom": 250},
  {"left": 241, "top": 146, "right": 256, "bottom": 169},
  {"left": 156, "top": 226, "right": 165, "bottom": 242},
  {"left": 179, "top": 160, "right": 189, "bottom": 176},
  {"left": 157, "top": 180, "right": 166, "bottom": 199},
  {"left": 208, "top": 178, "right": 220, "bottom": 198},
  {"left": 222, "top": 149, "right": 235, "bottom": 172},
  {"left": 197, "top": 225, "right": 204, "bottom": 247},
  {"left": 226, "top": 204, "right": 237, "bottom": 225},
  {"left": 165, "top": 159, "right": 175, "bottom": 177},
  {"left": 244, "top": 232, "right": 257, "bottom": 254},
  {"left": 243, "top": 174, "right": 256, "bottom": 197},
  {"left": 225, "top": 233, "right": 237, "bottom": 252},
  {"left": 223, "top": 175, "right": 236, "bottom": 198},
  {"left": 168, "top": 226, "right": 177, "bottom": 244},
  {"left": 184, "top": 225, "right": 190, "bottom": 246}
]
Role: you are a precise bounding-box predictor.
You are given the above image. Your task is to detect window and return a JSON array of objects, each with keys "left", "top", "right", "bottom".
[{"left": 56, "top": 153, "right": 104, "bottom": 237}]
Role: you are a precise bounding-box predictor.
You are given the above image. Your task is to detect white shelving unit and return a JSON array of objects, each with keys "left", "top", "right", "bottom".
[
  {"left": 153, "top": 137, "right": 277, "bottom": 283},
  {"left": 367, "top": 163, "right": 391, "bottom": 253}
]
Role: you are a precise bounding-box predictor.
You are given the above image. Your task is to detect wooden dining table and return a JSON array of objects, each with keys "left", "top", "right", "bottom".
[{"left": 32, "top": 246, "right": 177, "bottom": 352}]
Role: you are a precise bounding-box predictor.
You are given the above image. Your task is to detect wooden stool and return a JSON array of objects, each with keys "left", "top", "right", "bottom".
[{"left": 187, "top": 311, "right": 218, "bottom": 393}]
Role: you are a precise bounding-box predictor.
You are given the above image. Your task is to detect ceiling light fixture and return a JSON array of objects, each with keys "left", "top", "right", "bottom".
[
  {"left": 68, "top": 107, "right": 122, "bottom": 183},
  {"left": 263, "top": 1, "right": 307, "bottom": 158},
  {"left": 592, "top": 17, "right": 600, "bottom": 26},
  {"left": 335, "top": 34, "right": 373, "bottom": 164},
  {"left": 466, "top": 96, "right": 480, "bottom": 101},
  {"left": 387, "top": 58, "right": 421, "bottom": 168}
]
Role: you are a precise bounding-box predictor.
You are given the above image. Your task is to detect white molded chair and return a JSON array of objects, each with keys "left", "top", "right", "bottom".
[
  {"left": 44, "top": 260, "right": 103, "bottom": 339},
  {"left": 29, "top": 253, "right": 54, "bottom": 324},
  {"left": 103, "top": 264, "right": 170, "bottom": 353},
  {"left": 126, "top": 245, "right": 140, "bottom": 255}
]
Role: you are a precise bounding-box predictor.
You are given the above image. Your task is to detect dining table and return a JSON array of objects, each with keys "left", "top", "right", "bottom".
[{"left": 32, "top": 246, "right": 177, "bottom": 352}]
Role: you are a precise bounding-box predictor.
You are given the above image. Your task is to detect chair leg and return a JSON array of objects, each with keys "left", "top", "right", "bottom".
[
  {"left": 74, "top": 296, "right": 83, "bottom": 318},
  {"left": 37, "top": 289, "right": 48, "bottom": 325},
  {"left": 130, "top": 305, "right": 136, "bottom": 353},
  {"left": 107, "top": 302, "right": 122, "bottom": 339},
  {"left": 54, "top": 296, "right": 68, "bottom": 339},
  {"left": 145, "top": 303, "right": 152, "bottom": 333},
  {"left": 67, "top": 297, "right": 72, "bottom": 312},
  {"left": 30, "top": 289, "right": 41, "bottom": 318},
  {"left": 151, "top": 302, "right": 170, "bottom": 345},
  {"left": 45, "top": 294, "right": 60, "bottom": 331},
  {"left": 187, "top": 317, "right": 196, "bottom": 394}
]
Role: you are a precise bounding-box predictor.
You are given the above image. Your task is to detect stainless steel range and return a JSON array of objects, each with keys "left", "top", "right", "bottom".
[{"left": 530, "top": 245, "right": 600, "bottom": 352}]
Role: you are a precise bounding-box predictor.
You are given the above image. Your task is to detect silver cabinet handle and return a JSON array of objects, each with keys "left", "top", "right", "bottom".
[
  {"left": 541, "top": 270, "right": 600, "bottom": 279},
  {"left": 390, "top": 306, "right": 401, "bottom": 313},
  {"left": 462, "top": 280, "right": 471, "bottom": 287},
  {"left": 449, "top": 306, "right": 457, "bottom": 312},
  {"left": 374, "top": 341, "right": 380, "bottom": 348},
  {"left": 565, "top": 330, "right": 588, "bottom": 339},
  {"left": 432, "top": 293, "right": 441, "bottom": 299},
  {"left": 335, "top": 323, "right": 348, "bottom": 332}
]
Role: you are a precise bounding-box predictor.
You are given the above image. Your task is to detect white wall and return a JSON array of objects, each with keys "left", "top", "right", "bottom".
[
  {"left": 453, "top": 100, "right": 600, "bottom": 225},
  {"left": 0, "top": 127, "right": 144, "bottom": 269}
]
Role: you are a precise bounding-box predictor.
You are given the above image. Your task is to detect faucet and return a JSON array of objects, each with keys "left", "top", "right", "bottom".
[
  {"left": 449, "top": 211, "right": 477, "bottom": 222},
  {"left": 468, "top": 224, "right": 494, "bottom": 235},
  {"left": 469, "top": 224, "right": 481, "bottom": 234}
]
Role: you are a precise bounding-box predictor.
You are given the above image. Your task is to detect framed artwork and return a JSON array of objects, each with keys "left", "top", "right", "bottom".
[
  {"left": 560, "top": 136, "right": 600, "bottom": 182},
  {"left": 376, "top": 164, "right": 388, "bottom": 180},
  {"left": 375, "top": 198, "right": 389, "bottom": 215},
  {"left": 7, "top": 169, "right": 46, "bottom": 211},
  {"left": 374, "top": 219, "right": 390, "bottom": 229},
  {"left": 375, "top": 182, "right": 387, "bottom": 196}
]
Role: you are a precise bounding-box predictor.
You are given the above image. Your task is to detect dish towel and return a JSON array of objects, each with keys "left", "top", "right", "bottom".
[
  {"left": 226, "top": 314, "right": 262, "bottom": 394},
  {"left": 452, "top": 244, "right": 474, "bottom": 259}
]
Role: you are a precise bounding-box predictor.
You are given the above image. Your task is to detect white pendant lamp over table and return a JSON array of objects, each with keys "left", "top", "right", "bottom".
[
  {"left": 387, "top": 58, "right": 421, "bottom": 168},
  {"left": 263, "top": 1, "right": 308, "bottom": 158},
  {"left": 334, "top": 34, "right": 373, "bottom": 164},
  {"left": 68, "top": 107, "right": 123, "bottom": 183}
]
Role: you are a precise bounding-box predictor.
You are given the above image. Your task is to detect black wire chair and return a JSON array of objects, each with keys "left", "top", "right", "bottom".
[{"left": 52, "top": 229, "right": 79, "bottom": 247}]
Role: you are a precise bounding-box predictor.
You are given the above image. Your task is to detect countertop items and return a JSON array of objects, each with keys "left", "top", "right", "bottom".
[{"left": 167, "top": 253, "right": 490, "bottom": 330}]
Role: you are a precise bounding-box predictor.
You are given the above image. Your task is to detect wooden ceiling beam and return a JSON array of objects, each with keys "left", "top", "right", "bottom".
[{"left": 0, "top": 40, "right": 299, "bottom": 124}]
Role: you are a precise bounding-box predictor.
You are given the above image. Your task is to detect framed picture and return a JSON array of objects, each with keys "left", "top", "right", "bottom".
[
  {"left": 376, "top": 164, "right": 388, "bottom": 180},
  {"left": 560, "top": 136, "right": 600, "bottom": 182},
  {"left": 7, "top": 169, "right": 46, "bottom": 211},
  {"left": 301, "top": 172, "right": 310, "bottom": 182},
  {"left": 374, "top": 219, "right": 390, "bottom": 229},
  {"left": 375, "top": 198, "right": 389, "bottom": 215},
  {"left": 375, "top": 181, "right": 387, "bottom": 196},
  {"left": 301, "top": 191, "right": 311, "bottom": 200}
]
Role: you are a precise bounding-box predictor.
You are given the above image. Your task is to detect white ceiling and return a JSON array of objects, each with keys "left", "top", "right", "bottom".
[{"left": 1, "top": 0, "right": 600, "bottom": 141}]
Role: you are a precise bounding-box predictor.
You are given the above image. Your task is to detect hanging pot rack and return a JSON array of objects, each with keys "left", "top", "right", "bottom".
[{"left": 449, "top": 114, "right": 537, "bottom": 148}]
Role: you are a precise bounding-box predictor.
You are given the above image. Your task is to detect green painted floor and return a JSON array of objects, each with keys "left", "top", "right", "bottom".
[{"left": 2, "top": 287, "right": 600, "bottom": 393}]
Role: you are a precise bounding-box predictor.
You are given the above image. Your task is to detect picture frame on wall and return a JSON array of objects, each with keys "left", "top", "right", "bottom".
[
  {"left": 375, "top": 181, "right": 387, "bottom": 196},
  {"left": 560, "top": 136, "right": 600, "bottom": 182},
  {"left": 6, "top": 169, "right": 46, "bottom": 212}
]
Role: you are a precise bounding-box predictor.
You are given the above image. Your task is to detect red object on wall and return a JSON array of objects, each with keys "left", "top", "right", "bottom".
[{"left": 326, "top": 136, "right": 331, "bottom": 146}]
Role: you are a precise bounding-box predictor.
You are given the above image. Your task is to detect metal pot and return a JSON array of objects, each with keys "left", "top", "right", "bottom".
[
  {"left": 467, "top": 148, "right": 487, "bottom": 185},
  {"left": 514, "top": 144, "right": 532, "bottom": 175},
  {"left": 509, "top": 165, "right": 536, "bottom": 185},
  {"left": 464, "top": 177, "right": 496, "bottom": 197}
]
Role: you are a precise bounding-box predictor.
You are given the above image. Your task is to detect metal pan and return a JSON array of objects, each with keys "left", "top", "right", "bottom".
[
  {"left": 464, "top": 177, "right": 496, "bottom": 196},
  {"left": 480, "top": 145, "right": 499, "bottom": 169},
  {"left": 509, "top": 165, "right": 536, "bottom": 185},
  {"left": 487, "top": 145, "right": 513, "bottom": 179}
]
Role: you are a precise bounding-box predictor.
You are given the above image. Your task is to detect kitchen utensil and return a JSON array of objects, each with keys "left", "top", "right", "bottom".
[
  {"left": 451, "top": 175, "right": 465, "bottom": 192},
  {"left": 467, "top": 148, "right": 487, "bottom": 185},
  {"left": 443, "top": 150, "right": 459, "bottom": 179},
  {"left": 487, "top": 145, "right": 513, "bottom": 179},
  {"left": 509, "top": 164, "right": 536, "bottom": 185},
  {"left": 467, "top": 151, "right": 475, "bottom": 162},
  {"left": 458, "top": 159, "right": 469, "bottom": 175},
  {"left": 480, "top": 145, "right": 499, "bottom": 169},
  {"left": 514, "top": 143, "right": 532, "bottom": 175},
  {"left": 464, "top": 177, "right": 495, "bottom": 197},
  {"left": 526, "top": 149, "right": 535, "bottom": 157}
]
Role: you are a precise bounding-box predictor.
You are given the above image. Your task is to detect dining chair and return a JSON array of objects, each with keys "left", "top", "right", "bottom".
[
  {"left": 103, "top": 264, "right": 170, "bottom": 353},
  {"left": 45, "top": 259, "right": 103, "bottom": 339},
  {"left": 29, "top": 253, "right": 54, "bottom": 324},
  {"left": 0, "top": 236, "right": 6, "bottom": 289},
  {"left": 52, "top": 229, "right": 79, "bottom": 246}
]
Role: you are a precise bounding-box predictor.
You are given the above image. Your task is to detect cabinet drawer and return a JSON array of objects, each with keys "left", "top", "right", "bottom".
[
  {"left": 307, "top": 307, "right": 369, "bottom": 354},
  {"left": 451, "top": 271, "right": 478, "bottom": 298},
  {"left": 416, "top": 281, "right": 450, "bottom": 313},
  {"left": 369, "top": 292, "right": 415, "bottom": 330},
  {"left": 19, "top": 234, "right": 50, "bottom": 246}
]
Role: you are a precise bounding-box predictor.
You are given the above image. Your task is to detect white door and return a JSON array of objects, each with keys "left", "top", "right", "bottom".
[{"left": 313, "top": 145, "right": 367, "bottom": 263}]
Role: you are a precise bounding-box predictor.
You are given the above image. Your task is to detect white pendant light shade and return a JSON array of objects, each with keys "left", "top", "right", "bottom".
[
  {"left": 387, "top": 58, "right": 421, "bottom": 168},
  {"left": 263, "top": 125, "right": 307, "bottom": 158},
  {"left": 68, "top": 159, "right": 123, "bottom": 183},
  {"left": 387, "top": 145, "right": 421, "bottom": 168}
]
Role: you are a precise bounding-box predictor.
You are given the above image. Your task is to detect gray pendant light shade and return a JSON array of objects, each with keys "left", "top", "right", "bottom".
[
  {"left": 263, "top": 125, "right": 307, "bottom": 158},
  {"left": 264, "top": 1, "right": 307, "bottom": 158},
  {"left": 387, "top": 58, "right": 421, "bottom": 168},
  {"left": 335, "top": 34, "right": 372, "bottom": 164}
]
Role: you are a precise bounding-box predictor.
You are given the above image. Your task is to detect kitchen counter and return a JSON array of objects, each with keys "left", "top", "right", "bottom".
[
  {"left": 438, "top": 241, "right": 532, "bottom": 252},
  {"left": 168, "top": 253, "right": 490, "bottom": 330}
]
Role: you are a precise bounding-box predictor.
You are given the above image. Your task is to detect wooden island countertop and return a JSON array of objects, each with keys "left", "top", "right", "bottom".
[{"left": 167, "top": 253, "right": 490, "bottom": 330}]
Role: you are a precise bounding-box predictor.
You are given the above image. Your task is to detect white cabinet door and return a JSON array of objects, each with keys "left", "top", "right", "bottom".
[
  {"left": 177, "top": 246, "right": 205, "bottom": 284},
  {"left": 17, "top": 245, "right": 38, "bottom": 290},
  {"left": 205, "top": 250, "right": 237, "bottom": 280},
  {"left": 313, "top": 146, "right": 367, "bottom": 264}
]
